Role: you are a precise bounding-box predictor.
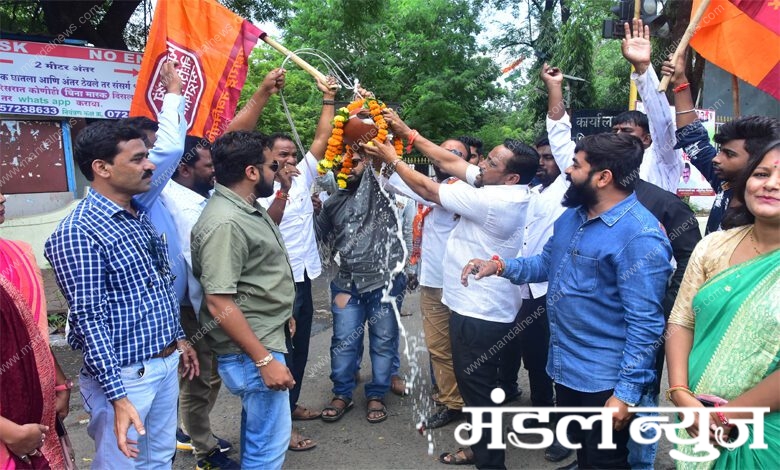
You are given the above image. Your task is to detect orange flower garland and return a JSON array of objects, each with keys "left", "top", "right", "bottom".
[{"left": 318, "top": 97, "right": 403, "bottom": 189}]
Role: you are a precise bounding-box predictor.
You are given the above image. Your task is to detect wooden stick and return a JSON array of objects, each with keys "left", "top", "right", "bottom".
[
  {"left": 732, "top": 74, "right": 741, "bottom": 117},
  {"left": 261, "top": 35, "right": 328, "bottom": 83},
  {"left": 658, "top": 0, "right": 712, "bottom": 92}
]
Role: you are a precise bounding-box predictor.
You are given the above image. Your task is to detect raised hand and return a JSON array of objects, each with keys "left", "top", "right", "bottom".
[
  {"left": 540, "top": 62, "right": 564, "bottom": 88},
  {"left": 622, "top": 18, "right": 652, "bottom": 74},
  {"left": 318, "top": 75, "right": 339, "bottom": 96},
  {"left": 661, "top": 50, "right": 688, "bottom": 86},
  {"left": 159, "top": 60, "right": 182, "bottom": 95},
  {"left": 260, "top": 68, "right": 286, "bottom": 96}
]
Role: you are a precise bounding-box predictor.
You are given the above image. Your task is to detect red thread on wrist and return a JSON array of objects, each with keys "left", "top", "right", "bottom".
[
  {"left": 673, "top": 82, "right": 690, "bottom": 93},
  {"left": 276, "top": 190, "right": 289, "bottom": 201},
  {"left": 405, "top": 130, "right": 419, "bottom": 154}
]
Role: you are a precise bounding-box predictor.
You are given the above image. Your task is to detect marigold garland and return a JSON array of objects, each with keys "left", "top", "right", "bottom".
[{"left": 318, "top": 97, "right": 404, "bottom": 189}]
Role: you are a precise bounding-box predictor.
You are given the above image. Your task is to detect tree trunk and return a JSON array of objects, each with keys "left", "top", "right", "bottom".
[{"left": 39, "top": 0, "right": 140, "bottom": 50}]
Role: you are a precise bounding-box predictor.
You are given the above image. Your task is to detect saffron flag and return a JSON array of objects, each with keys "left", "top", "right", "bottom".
[
  {"left": 689, "top": 0, "right": 780, "bottom": 100},
  {"left": 130, "top": 0, "right": 264, "bottom": 140}
]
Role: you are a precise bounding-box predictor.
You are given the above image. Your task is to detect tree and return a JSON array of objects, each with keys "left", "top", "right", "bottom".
[
  {"left": 267, "top": 0, "right": 503, "bottom": 146},
  {"left": 0, "top": 0, "right": 292, "bottom": 51}
]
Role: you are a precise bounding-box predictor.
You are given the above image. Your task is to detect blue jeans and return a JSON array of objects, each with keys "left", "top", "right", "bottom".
[
  {"left": 331, "top": 281, "right": 399, "bottom": 399},
  {"left": 355, "top": 274, "right": 406, "bottom": 376},
  {"left": 217, "top": 352, "right": 291, "bottom": 470},
  {"left": 80, "top": 351, "right": 180, "bottom": 469},
  {"left": 628, "top": 391, "right": 659, "bottom": 469}
]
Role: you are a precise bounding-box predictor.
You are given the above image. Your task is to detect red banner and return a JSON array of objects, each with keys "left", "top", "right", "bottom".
[{"left": 130, "top": 0, "right": 264, "bottom": 140}]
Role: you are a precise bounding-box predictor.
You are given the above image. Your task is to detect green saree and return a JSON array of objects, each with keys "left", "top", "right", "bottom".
[{"left": 676, "top": 248, "right": 780, "bottom": 469}]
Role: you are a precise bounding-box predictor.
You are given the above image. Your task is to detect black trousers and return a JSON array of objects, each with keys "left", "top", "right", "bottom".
[
  {"left": 499, "top": 294, "right": 555, "bottom": 407},
  {"left": 285, "top": 271, "right": 314, "bottom": 413},
  {"left": 555, "top": 384, "right": 632, "bottom": 469},
  {"left": 451, "top": 312, "right": 515, "bottom": 470}
]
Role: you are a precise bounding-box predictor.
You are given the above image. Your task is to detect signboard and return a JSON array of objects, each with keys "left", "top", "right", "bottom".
[
  {"left": 0, "top": 40, "right": 141, "bottom": 119},
  {"left": 571, "top": 109, "right": 623, "bottom": 138}
]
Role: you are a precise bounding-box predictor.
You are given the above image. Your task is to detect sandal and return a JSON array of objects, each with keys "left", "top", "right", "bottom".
[
  {"left": 288, "top": 429, "right": 317, "bottom": 452},
  {"left": 366, "top": 398, "right": 388, "bottom": 424},
  {"left": 321, "top": 396, "right": 353, "bottom": 423},
  {"left": 292, "top": 405, "right": 322, "bottom": 421},
  {"left": 438, "top": 447, "right": 474, "bottom": 465}
]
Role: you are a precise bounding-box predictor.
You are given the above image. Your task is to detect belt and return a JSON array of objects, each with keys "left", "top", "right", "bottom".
[{"left": 153, "top": 341, "right": 178, "bottom": 359}]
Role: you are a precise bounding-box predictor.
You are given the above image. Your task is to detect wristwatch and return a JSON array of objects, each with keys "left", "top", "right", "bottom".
[{"left": 55, "top": 379, "right": 74, "bottom": 392}]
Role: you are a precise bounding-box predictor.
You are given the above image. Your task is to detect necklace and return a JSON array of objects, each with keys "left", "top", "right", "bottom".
[{"left": 749, "top": 227, "right": 763, "bottom": 256}]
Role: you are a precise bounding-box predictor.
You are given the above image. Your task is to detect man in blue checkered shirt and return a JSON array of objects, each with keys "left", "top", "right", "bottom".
[{"left": 45, "top": 62, "right": 199, "bottom": 468}]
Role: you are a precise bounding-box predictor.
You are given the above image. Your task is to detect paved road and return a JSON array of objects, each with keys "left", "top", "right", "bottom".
[{"left": 53, "top": 269, "right": 675, "bottom": 469}]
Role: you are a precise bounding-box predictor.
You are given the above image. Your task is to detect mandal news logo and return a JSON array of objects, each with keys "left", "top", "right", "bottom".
[{"left": 452, "top": 388, "right": 769, "bottom": 463}]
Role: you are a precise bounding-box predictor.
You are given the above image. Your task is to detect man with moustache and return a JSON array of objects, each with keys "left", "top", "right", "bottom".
[
  {"left": 463, "top": 133, "right": 672, "bottom": 469},
  {"left": 363, "top": 112, "right": 538, "bottom": 468},
  {"left": 45, "top": 62, "right": 200, "bottom": 468},
  {"left": 191, "top": 131, "right": 295, "bottom": 468},
  {"left": 384, "top": 138, "right": 472, "bottom": 430}
]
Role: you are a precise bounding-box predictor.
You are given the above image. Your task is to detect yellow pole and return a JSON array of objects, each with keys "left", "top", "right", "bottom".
[{"left": 627, "top": 0, "right": 641, "bottom": 110}]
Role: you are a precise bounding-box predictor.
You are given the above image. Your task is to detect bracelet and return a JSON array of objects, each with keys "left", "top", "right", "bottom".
[
  {"left": 665, "top": 385, "right": 694, "bottom": 403},
  {"left": 673, "top": 82, "right": 690, "bottom": 93},
  {"left": 276, "top": 190, "right": 289, "bottom": 201},
  {"left": 254, "top": 353, "right": 274, "bottom": 368},
  {"left": 55, "top": 379, "right": 74, "bottom": 392},
  {"left": 405, "top": 130, "right": 419, "bottom": 154},
  {"left": 390, "top": 158, "right": 403, "bottom": 169},
  {"left": 490, "top": 255, "right": 504, "bottom": 276},
  {"left": 322, "top": 99, "right": 336, "bottom": 106},
  {"left": 714, "top": 402, "right": 730, "bottom": 426},
  {"left": 676, "top": 109, "right": 696, "bottom": 115}
]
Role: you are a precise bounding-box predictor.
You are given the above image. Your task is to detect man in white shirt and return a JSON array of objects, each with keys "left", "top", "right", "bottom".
[
  {"left": 388, "top": 139, "right": 471, "bottom": 429},
  {"left": 257, "top": 77, "right": 338, "bottom": 451},
  {"left": 363, "top": 112, "right": 538, "bottom": 469},
  {"left": 608, "top": 25, "right": 682, "bottom": 194}
]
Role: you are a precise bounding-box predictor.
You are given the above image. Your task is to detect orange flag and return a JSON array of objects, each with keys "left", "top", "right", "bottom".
[
  {"left": 689, "top": 0, "right": 779, "bottom": 100},
  {"left": 130, "top": 0, "right": 264, "bottom": 140}
]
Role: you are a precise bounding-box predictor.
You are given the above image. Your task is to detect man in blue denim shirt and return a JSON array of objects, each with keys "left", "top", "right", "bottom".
[{"left": 463, "top": 133, "right": 672, "bottom": 469}]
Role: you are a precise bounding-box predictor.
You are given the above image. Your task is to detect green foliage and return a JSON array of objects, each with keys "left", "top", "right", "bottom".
[
  {"left": 267, "top": 0, "right": 502, "bottom": 146},
  {"left": 47, "top": 313, "right": 66, "bottom": 332}
]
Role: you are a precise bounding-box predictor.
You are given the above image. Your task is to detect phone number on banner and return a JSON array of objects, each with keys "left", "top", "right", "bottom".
[{"left": 0, "top": 103, "right": 59, "bottom": 115}]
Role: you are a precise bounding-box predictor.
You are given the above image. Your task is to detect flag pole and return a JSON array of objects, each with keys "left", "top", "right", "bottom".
[
  {"left": 731, "top": 74, "right": 741, "bottom": 117},
  {"left": 658, "top": 0, "right": 712, "bottom": 92},
  {"left": 260, "top": 35, "right": 328, "bottom": 83}
]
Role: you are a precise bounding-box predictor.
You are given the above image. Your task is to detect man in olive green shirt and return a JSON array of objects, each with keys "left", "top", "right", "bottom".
[{"left": 191, "top": 130, "right": 295, "bottom": 468}]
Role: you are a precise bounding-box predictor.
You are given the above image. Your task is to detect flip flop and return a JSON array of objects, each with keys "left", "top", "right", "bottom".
[
  {"left": 292, "top": 405, "right": 322, "bottom": 421},
  {"left": 321, "top": 396, "right": 354, "bottom": 423},
  {"left": 366, "top": 398, "right": 388, "bottom": 424},
  {"left": 288, "top": 431, "right": 317, "bottom": 452},
  {"left": 438, "top": 447, "right": 474, "bottom": 465}
]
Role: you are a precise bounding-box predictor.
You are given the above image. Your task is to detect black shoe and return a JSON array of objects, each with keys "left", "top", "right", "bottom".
[
  {"left": 545, "top": 436, "right": 573, "bottom": 462},
  {"left": 555, "top": 460, "right": 578, "bottom": 470},
  {"left": 423, "top": 406, "right": 464, "bottom": 429}
]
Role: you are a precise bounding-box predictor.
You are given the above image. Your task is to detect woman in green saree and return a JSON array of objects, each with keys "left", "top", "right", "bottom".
[{"left": 666, "top": 140, "right": 780, "bottom": 469}]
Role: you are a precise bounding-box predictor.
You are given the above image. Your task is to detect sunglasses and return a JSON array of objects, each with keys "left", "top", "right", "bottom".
[
  {"left": 255, "top": 160, "right": 280, "bottom": 173},
  {"left": 447, "top": 148, "right": 464, "bottom": 158}
]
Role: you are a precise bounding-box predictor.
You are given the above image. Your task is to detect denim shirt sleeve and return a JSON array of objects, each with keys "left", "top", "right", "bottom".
[
  {"left": 136, "top": 94, "right": 186, "bottom": 208},
  {"left": 674, "top": 121, "right": 720, "bottom": 191},
  {"left": 612, "top": 232, "right": 671, "bottom": 404},
  {"left": 502, "top": 236, "right": 552, "bottom": 285}
]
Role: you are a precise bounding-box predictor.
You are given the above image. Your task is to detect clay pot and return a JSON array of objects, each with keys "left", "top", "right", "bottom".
[{"left": 342, "top": 108, "right": 379, "bottom": 147}]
